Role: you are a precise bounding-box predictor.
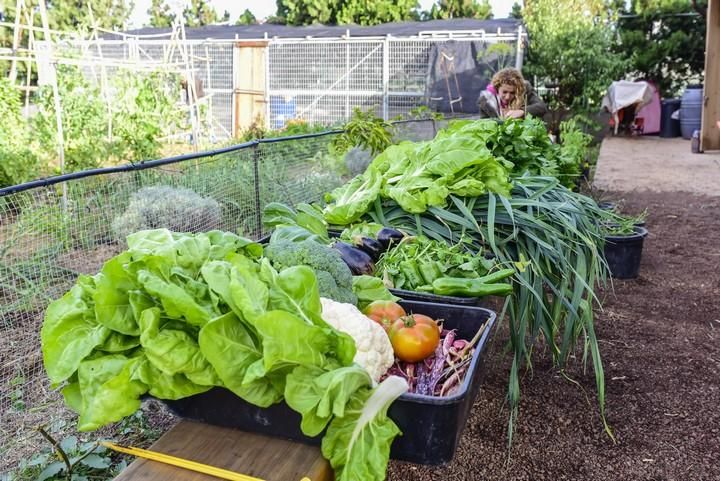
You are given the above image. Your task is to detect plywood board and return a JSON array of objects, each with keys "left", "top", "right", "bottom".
[
  {"left": 114, "top": 420, "right": 333, "bottom": 481},
  {"left": 234, "top": 45, "right": 267, "bottom": 136}
]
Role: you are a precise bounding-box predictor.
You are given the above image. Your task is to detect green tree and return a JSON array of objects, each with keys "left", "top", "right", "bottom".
[
  {"left": 46, "top": 0, "right": 133, "bottom": 31},
  {"left": 146, "top": 0, "right": 230, "bottom": 28},
  {"left": 147, "top": 0, "right": 175, "bottom": 28},
  {"left": 275, "top": 0, "right": 420, "bottom": 26},
  {"left": 616, "top": 0, "right": 706, "bottom": 96},
  {"left": 183, "top": 0, "right": 230, "bottom": 27},
  {"left": 426, "top": 0, "right": 493, "bottom": 19},
  {"left": 0, "top": 0, "right": 132, "bottom": 78},
  {"left": 523, "top": 0, "right": 628, "bottom": 111},
  {"left": 510, "top": 1, "right": 523, "bottom": 18},
  {"left": 236, "top": 8, "right": 258, "bottom": 25}
]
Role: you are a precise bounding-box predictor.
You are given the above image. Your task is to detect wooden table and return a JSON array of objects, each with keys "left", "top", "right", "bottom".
[{"left": 114, "top": 420, "right": 333, "bottom": 481}]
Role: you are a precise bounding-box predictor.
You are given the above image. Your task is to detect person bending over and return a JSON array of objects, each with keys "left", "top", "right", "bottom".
[{"left": 477, "top": 68, "right": 547, "bottom": 120}]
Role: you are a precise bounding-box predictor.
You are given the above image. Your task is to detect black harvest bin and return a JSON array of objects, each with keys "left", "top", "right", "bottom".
[{"left": 162, "top": 300, "right": 497, "bottom": 465}]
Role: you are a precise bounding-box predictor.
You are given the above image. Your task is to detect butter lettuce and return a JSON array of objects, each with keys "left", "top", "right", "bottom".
[{"left": 42, "top": 228, "right": 407, "bottom": 481}]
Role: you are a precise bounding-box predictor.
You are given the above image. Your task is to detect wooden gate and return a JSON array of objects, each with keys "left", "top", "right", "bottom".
[{"left": 233, "top": 41, "right": 267, "bottom": 137}]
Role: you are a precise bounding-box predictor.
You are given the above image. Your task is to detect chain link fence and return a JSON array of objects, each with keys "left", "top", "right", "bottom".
[{"left": 0, "top": 118, "right": 449, "bottom": 475}]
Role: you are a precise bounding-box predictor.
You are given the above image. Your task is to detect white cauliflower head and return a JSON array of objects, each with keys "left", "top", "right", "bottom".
[{"left": 320, "top": 297, "right": 395, "bottom": 383}]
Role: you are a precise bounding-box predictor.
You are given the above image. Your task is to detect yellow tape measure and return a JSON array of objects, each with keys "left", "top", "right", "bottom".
[{"left": 102, "top": 441, "right": 312, "bottom": 481}]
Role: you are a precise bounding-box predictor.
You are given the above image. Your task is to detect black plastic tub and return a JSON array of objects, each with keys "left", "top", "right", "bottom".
[
  {"left": 162, "top": 300, "right": 497, "bottom": 465},
  {"left": 389, "top": 287, "right": 493, "bottom": 308},
  {"left": 603, "top": 226, "right": 648, "bottom": 279}
]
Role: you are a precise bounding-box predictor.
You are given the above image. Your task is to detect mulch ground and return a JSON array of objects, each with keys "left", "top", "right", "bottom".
[{"left": 388, "top": 191, "right": 720, "bottom": 481}]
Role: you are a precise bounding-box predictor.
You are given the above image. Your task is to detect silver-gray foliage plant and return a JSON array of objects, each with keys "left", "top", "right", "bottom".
[{"left": 113, "top": 185, "right": 222, "bottom": 243}]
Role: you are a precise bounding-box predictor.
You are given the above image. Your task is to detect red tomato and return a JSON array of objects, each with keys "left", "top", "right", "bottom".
[
  {"left": 362, "top": 300, "right": 406, "bottom": 330},
  {"left": 387, "top": 314, "right": 440, "bottom": 363}
]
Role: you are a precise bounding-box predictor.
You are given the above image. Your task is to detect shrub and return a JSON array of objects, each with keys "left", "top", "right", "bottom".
[
  {"left": 112, "top": 185, "right": 222, "bottom": 243},
  {"left": 0, "top": 77, "right": 40, "bottom": 187}
]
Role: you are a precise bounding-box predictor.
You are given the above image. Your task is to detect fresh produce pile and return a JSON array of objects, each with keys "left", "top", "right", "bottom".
[
  {"left": 41, "top": 228, "right": 485, "bottom": 481},
  {"left": 40, "top": 116, "right": 609, "bottom": 478},
  {"left": 323, "top": 117, "right": 590, "bottom": 226},
  {"left": 264, "top": 203, "right": 517, "bottom": 301},
  {"left": 372, "top": 235, "right": 514, "bottom": 298}
]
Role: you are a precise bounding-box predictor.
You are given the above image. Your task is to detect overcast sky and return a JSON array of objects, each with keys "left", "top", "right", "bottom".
[{"left": 128, "top": 0, "right": 517, "bottom": 28}]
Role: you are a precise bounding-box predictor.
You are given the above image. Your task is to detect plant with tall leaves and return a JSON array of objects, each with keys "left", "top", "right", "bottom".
[{"left": 357, "top": 176, "right": 613, "bottom": 444}]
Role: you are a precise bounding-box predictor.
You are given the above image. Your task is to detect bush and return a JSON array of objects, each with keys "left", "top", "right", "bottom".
[
  {"left": 112, "top": 185, "right": 222, "bottom": 243},
  {"left": 523, "top": 0, "right": 628, "bottom": 111},
  {"left": 0, "top": 78, "right": 40, "bottom": 187},
  {"left": 34, "top": 65, "right": 113, "bottom": 173},
  {"left": 112, "top": 71, "right": 185, "bottom": 162}
]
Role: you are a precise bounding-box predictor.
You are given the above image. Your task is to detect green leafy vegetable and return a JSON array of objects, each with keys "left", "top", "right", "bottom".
[
  {"left": 351, "top": 275, "right": 400, "bottom": 311},
  {"left": 43, "top": 229, "right": 412, "bottom": 481},
  {"left": 285, "top": 365, "right": 372, "bottom": 437},
  {"left": 321, "top": 376, "right": 408, "bottom": 481}
]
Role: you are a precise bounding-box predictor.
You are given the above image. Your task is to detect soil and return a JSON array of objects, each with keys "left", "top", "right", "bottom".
[
  {"left": 388, "top": 194, "right": 720, "bottom": 479},
  {"left": 592, "top": 136, "right": 720, "bottom": 197}
]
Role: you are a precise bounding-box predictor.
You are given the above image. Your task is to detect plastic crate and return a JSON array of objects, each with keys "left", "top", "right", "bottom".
[{"left": 162, "top": 300, "right": 497, "bottom": 465}]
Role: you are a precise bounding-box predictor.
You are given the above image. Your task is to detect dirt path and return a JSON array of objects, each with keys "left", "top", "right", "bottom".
[
  {"left": 593, "top": 136, "right": 720, "bottom": 195},
  {"left": 389, "top": 139, "right": 720, "bottom": 481}
]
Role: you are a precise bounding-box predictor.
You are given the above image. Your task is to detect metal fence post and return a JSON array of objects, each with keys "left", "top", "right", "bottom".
[
  {"left": 252, "top": 142, "right": 263, "bottom": 237},
  {"left": 382, "top": 36, "right": 389, "bottom": 120},
  {"left": 515, "top": 25, "right": 524, "bottom": 71}
]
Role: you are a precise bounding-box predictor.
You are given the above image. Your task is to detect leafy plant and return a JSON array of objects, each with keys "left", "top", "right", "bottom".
[
  {"left": 111, "top": 71, "right": 185, "bottom": 162},
  {"left": 111, "top": 185, "right": 222, "bottom": 243},
  {"left": 332, "top": 108, "right": 394, "bottom": 157},
  {"left": 0, "top": 77, "right": 40, "bottom": 187},
  {"left": 34, "top": 65, "right": 113, "bottom": 173},
  {"left": 41, "top": 228, "right": 407, "bottom": 481},
  {"left": 557, "top": 117, "right": 593, "bottom": 187},
  {"left": 400, "top": 105, "right": 444, "bottom": 121},
  {"left": 602, "top": 209, "right": 648, "bottom": 236},
  {"left": 13, "top": 430, "right": 127, "bottom": 481}
]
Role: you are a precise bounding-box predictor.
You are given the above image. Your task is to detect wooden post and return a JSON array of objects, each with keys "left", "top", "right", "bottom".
[
  {"left": 37, "top": 0, "right": 68, "bottom": 211},
  {"left": 23, "top": 6, "right": 34, "bottom": 117},
  {"left": 8, "top": 0, "right": 23, "bottom": 83},
  {"left": 701, "top": 0, "right": 720, "bottom": 151}
]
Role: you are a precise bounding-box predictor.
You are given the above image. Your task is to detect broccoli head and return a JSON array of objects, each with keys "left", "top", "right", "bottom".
[{"left": 265, "top": 239, "right": 358, "bottom": 305}]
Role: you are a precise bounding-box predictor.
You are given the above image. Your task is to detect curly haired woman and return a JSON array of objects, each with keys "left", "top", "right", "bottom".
[{"left": 477, "top": 68, "right": 547, "bottom": 120}]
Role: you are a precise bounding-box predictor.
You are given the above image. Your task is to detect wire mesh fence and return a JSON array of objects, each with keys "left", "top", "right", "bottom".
[
  {"left": 49, "top": 31, "right": 520, "bottom": 142},
  {"left": 0, "top": 118, "right": 447, "bottom": 475},
  {"left": 267, "top": 36, "right": 520, "bottom": 126}
]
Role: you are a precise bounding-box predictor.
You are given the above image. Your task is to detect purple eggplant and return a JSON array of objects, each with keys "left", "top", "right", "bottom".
[
  {"left": 352, "top": 236, "right": 384, "bottom": 261},
  {"left": 376, "top": 227, "right": 404, "bottom": 250},
  {"left": 333, "top": 241, "right": 375, "bottom": 275}
]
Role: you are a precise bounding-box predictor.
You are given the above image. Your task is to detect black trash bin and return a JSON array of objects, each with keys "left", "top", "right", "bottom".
[{"left": 660, "top": 98, "right": 681, "bottom": 138}]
